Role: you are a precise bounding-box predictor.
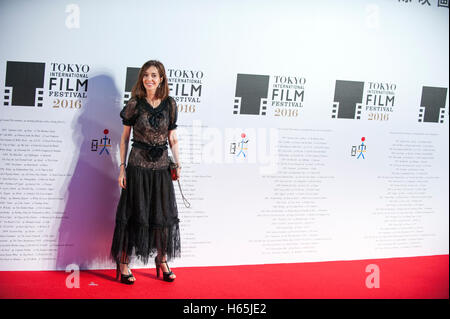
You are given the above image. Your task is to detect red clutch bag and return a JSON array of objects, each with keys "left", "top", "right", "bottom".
[
  {"left": 168, "top": 156, "right": 178, "bottom": 181},
  {"left": 170, "top": 167, "right": 177, "bottom": 180}
]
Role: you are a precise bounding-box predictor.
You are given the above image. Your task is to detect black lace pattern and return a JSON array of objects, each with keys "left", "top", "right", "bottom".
[{"left": 120, "top": 96, "right": 178, "bottom": 170}]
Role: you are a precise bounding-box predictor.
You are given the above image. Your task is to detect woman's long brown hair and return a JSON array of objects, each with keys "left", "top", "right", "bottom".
[{"left": 131, "top": 60, "right": 169, "bottom": 100}]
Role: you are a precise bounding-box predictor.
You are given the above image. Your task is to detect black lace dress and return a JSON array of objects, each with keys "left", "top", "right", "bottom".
[{"left": 110, "top": 96, "right": 181, "bottom": 265}]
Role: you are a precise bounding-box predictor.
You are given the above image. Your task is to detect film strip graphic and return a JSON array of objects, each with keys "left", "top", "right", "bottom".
[
  {"left": 331, "top": 80, "right": 364, "bottom": 120},
  {"left": 418, "top": 86, "right": 447, "bottom": 124},
  {"left": 234, "top": 73, "right": 269, "bottom": 116},
  {"left": 4, "top": 61, "right": 45, "bottom": 107},
  {"left": 233, "top": 96, "right": 267, "bottom": 115},
  {"left": 332, "top": 101, "right": 362, "bottom": 120}
]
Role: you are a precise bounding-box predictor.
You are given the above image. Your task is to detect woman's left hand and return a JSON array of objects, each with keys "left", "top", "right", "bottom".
[{"left": 176, "top": 167, "right": 181, "bottom": 180}]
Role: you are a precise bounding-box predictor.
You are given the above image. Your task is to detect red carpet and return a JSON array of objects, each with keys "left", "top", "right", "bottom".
[{"left": 0, "top": 255, "right": 448, "bottom": 299}]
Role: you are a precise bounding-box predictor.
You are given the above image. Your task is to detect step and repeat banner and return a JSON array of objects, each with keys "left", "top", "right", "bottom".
[{"left": 0, "top": 0, "right": 448, "bottom": 270}]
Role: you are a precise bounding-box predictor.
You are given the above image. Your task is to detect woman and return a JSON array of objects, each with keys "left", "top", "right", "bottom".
[{"left": 110, "top": 60, "right": 181, "bottom": 284}]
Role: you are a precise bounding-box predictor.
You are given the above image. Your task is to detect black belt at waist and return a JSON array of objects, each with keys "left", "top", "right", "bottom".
[{"left": 131, "top": 139, "right": 168, "bottom": 162}]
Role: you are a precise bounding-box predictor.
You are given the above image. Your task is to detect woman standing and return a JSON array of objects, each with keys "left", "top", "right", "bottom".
[{"left": 110, "top": 60, "right": 181, "bottom": 284}]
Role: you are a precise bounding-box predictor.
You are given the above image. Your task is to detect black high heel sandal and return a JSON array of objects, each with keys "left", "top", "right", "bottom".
[
  {"left": 116, "top": 262, "right": 135, "bottom": 285},
  {"left": 155, "top": 256, "right": 175, "bottom": 282}
]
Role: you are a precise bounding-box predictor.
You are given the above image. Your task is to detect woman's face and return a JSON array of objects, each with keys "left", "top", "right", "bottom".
[{"left": 142, "top": 66, "right": 162, "bottom": 92}]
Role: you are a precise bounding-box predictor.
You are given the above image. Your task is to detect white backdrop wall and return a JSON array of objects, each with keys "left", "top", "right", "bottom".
[{"left": 0, "top": 0, "right": 448, "bottom": 270}]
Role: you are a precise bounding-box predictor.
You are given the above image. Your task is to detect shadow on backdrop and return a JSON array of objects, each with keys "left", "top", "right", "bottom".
[{"left": 55, "top": 74, "right": 123, "bottom": 270}]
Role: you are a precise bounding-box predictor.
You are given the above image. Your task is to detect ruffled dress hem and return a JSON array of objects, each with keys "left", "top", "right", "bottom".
[{"left": 110, "top": 164, "right": 181, "bottom": 265}]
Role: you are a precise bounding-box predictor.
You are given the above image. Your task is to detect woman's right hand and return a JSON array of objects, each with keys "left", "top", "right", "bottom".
[{"left": 118, "top": 167, "right": 126, "bottom": 189}]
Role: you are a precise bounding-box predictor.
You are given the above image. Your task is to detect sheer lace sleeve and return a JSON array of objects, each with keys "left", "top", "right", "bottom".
[
  {"left": 120, "top": 98, "right": 139, "bottom": 126},
  {"left": 168, "top": 96, "right": 178, "bottom": 131}
]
